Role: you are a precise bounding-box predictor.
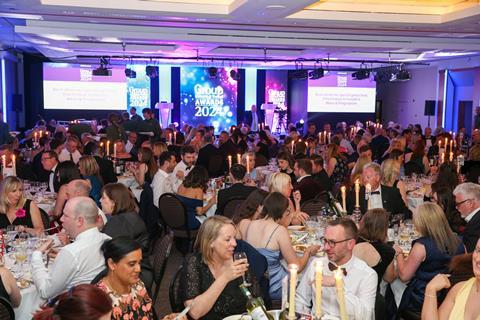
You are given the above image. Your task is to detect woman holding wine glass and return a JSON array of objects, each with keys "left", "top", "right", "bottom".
[
  {"left": 179, "top": 216, "right": 261, "bottom": 320},
  {"left": 0, "top": 176, "right": 44, "bottom": 233}
]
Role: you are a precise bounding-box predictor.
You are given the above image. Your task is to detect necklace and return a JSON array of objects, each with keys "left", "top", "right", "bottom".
[{"left": 103, "top": 276, "right": 130, "bottom": 295}]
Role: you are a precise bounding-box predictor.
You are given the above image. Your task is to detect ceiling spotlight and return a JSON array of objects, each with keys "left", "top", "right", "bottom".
[
  {"left": 390, "top": 69, "right": 411, "bottom": 82},
  {"left": 208, "top": 67, "right": 218, "bottom": 78},
  {"left": 308, "top": 68, "right": 324, "bottom": 80},
  {"left": 289, "top": 69, "right": 308, "bottom": 80},
  {"left": 125, "top": 68, "right": 136, "bottom": 79},
  {"left": 230, "top": 69, "right": 240, "bottom": 81},
  {"left": 92, "top": 56, "right": 111, "bottom": 76},
  {"left": 352, "top": 69, "right": 370, "bottom": 80},
  {"left": 146, "top": 66, "right": 158, "bottom": 78}
]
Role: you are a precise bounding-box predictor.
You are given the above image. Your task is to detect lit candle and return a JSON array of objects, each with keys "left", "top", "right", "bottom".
[
  {"left": 444, "top": 138, "right": 448, "bottom": 150},
  {"left": 440, "top": 152, "right": 445, "bottom": 164},
  {"left": 449, "top": 140, "right": 453, "bottom": 152},
  {"left": 106, "top": 141, "right": 110, "bottom": 157},
  {"left": 169, "top": 133, "right": 172, "bottom": 144},
  {"left": 355, "top": 179, "right": 360, "bottom": 208},
  {"left": 228, "top": 155, "right": 232, "bottom": 170},
  {"left": 438, "top": 140, "right": 442, "bottom": 149},
  {"left": 291, "top": 141, "right": 294, "bottom": 155},
  {"left": 246, "top": 155, "right": 250, "bottom": 174},
  {"left": 365, "top": 183, "right": 371, "bottom": 210},
  {"left": 449, "top": 151, "right": 454, "bottom": 162},
  {"left": 315, "top": 261, "right": 323, "bottom": 319},
  {"left": 173, "top": 131, "right": 177, "bottom": 144},
  {"left": 11, "top": 155, "right": 16, "bottom": 177},
  {"left": 34, "top": 132, "right": 38, "bottom": 143},
  {"left": 237, "top": 153, "right": 241, "bottom": 164},
  {"left": 39, "top": 130, "right": 43, "bottom": 138},
  {"left": 323, "top": 131, "right": 326, "bottom": 144},
  {"left": 288, "top": 264, "right": 298, "bottom": 319},
  {"left": 340, "top": 186, "right": 346, "bottom": 212},
  {"left": 335, "top": 268, "right": 348, "bottom": 320},
  {"left": 318, "top": 132, "right": 321, "bottom": 143},
  {"left": 327, "top": 132, "right": 331, "bottom": 144},
  {"left": 113, "top": 142, "right": 117, "bottom": 159}
]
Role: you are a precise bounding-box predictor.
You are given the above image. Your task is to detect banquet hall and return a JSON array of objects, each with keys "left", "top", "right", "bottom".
[{"left": 0, "top": 1, "right": 480, "bottom": 320}]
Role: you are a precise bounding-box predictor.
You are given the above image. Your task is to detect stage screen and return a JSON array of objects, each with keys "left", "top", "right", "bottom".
[
  {"left": 43, "top": 63, "right": 127, "bottom": 110},
  {"left": 180, "top": 67, "right": 237, "bottom": 132},
  {"left": 307, "top": 72, "right": 376, "bottom": 113}
]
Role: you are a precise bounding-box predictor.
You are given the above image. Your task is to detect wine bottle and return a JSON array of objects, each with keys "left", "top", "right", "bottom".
[
  {"left": 328, "top": 191, "right": 345, "bottom": 217},
  {"left": 239, "top": 284, "right": 274, "bottom": 320}
]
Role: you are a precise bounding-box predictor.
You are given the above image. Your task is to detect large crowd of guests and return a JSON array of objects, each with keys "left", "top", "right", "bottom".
[{"left": 0, "top": 105, "right": 479, "bottom": 319}]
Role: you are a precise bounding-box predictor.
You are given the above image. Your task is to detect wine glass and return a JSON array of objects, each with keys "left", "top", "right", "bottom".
[{"left": 233, "top": 251, "right": 251, "bottom": 287}]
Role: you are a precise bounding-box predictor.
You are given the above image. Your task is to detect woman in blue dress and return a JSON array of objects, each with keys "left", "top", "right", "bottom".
[
  {"left": 79, "top": 155, "right": 103, "bottom": 206},
  {"left": 176, "top": 166, "right": 217, "bottom": 230},
  {"left": 243, "top": 192, "right": 320, "bottom": 300}
]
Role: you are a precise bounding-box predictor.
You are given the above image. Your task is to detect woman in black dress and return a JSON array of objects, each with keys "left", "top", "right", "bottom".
[{"left": 0, "top": 176, "right": 44, "bottom": 233}]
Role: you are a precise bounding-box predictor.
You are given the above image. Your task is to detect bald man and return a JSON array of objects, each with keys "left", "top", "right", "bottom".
[
  {"left": 31, "top": 197, "right": 111, "bottom": 300},
  {"left": 66, "top": 179, "right": 108, "bottom": 228}
]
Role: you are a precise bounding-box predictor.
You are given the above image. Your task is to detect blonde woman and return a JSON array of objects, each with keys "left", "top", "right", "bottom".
[
  {"left": 0, "top": 176, "right": 44, "bottom": 233},
  {"left": 381, "top": 138, "right": 403, "bottom": 160},
  {"left": 325, "top": 143, "right": 349, "bottom": 185},
  {"left": 78, "top": 155, "right": 103, "bottom": 205},
  {"left": 381, "top": 159, "right": 408, "bottom": 205},
  {"left": 269, "top": 172, "right": 308, "bottom": 225},
  {"left": 421, "top": 238, "right": 480, "bottom": 320},
  {"left": 179, "top": 216, "right": 259, "bottom": 319},
  {"left": 394, "top": 202, "right": 465, "bottom": 314},
  {"left": 350, "top": 155, "right": 371, "bottom": 186},
  {"left": 152, "top": 141, "right": 167, "bottom": 159}
]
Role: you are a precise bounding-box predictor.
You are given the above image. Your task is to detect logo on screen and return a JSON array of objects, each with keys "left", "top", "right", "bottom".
[
  {"left": 337, "top": 76, "right": 347, "bottom": 87},
  {"left": 194, "top": 84, "right": 224, "bottom": 107},
  {"left": 80, "top": 69, "right": 92, "bottom": 81}
]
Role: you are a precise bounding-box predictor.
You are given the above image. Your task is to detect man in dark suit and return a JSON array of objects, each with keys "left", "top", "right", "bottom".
[
  {"left": 453, "top": 182, "right": 480, "bottom": 252},
  {"left": 370, "top": 127, "right": 390, "bottom": 163},
  {"left": 346, "top": 162, "right": 411, "bottom": 218},
  {"left": 244, "top": 104, "right": 264, "bottom": 132},
  {"left": 41, "top": 150, "right": 60, "bottom": 192},
  {"left": 196, "top": 134, "right": 224, "bottom": 177},
  {"left": 215, "top": 164, "right": 257, "bottom": 216},
  {"left": 293, "top": 159, "right": 323, "bottom": 205},
  {"left": 218, "top": 131, "right": 239, "bottom": 161},
  {"left": 310, "top": 155, "right": 332, "bottom": 192}
]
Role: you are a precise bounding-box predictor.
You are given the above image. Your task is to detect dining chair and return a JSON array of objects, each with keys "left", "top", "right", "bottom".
[
  {"left": 151, "top": 230, "right": 174, "bottom": 302},
  {"left": 0, "top": 296, "right": 14, "bottom": 320},
  {"left": 169, "top": 265, "right": 184, "bottom": 313},
  {"left": 222, "top": 197, "right": 246, "bottom": 219}
]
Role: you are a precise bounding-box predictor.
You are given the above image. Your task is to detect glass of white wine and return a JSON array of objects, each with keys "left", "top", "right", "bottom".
[{"left": 233, "top": 251, "right": 251, "bottom": 287}]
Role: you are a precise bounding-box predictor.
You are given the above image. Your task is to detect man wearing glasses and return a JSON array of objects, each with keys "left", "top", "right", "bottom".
[
  {"left": 41, "top": 150, "right": 59, "bottom": 192},
  {"left": 296, "top": 218, "right": 377, "bottom": 319},
  {"left": 453, "top": 182, "right": 480, "bottom": 252}
]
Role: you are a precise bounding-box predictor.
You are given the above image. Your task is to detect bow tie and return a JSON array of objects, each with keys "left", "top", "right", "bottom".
[
  {"left": 185, "top": 166, "right": 192, "bottom": 171},
  {"left": 328, "top": 262, "right": 347, "bottom": 276},
  {"left": 370, "top": 191, "right": 380, "bottom": 195}
]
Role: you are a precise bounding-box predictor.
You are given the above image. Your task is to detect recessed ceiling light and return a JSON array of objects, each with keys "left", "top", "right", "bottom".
[
  {"left": 42, "top": 34, "right": 80, "bottom": 41},
  {"left": 265, "top": 5, "right": 286, "bottom": 9}
]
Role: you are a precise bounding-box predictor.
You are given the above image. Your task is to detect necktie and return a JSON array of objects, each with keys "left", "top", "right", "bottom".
[
  {"left": 69, "top": 153, "right": 74, "bottom": 162},
  {"left": 370, "top": 191, "right": 380, "bottom": 195},
  {"left": 328, "top": 262, "right": 347, "bottom": 276}
]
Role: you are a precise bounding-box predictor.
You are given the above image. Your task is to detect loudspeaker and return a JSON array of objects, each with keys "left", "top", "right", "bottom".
[
  {"left": 424, "top": 100, "right": 436, "bottom": 116},
  {"left": 12, "top": 94, "right": 23, "bottom": 112},
  {"left": 375, "top": 100, "right": 382, "bottom": 120}
]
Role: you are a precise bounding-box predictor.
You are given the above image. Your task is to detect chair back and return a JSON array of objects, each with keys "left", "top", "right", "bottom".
[
  {"left": 301, "top": 196, "right": 327, "bottom": 217},
  {"left": 223, "top": 198, "right": 246, "bottom": 219},
  {"left": 207, "top": 154, "right": 225, "bottom": 178},
  {"left": 158, "top": 193, "right": 188, "bottom": 230},
  {"left": 139, "top": 184, "right": 160, "bottom": 240},
  {"left": 169, "top": 265, "right": 184, "bottom": 313},
  {"left": 152, "top": 231, "right": 174, "bottom": 301},
  {"left": 0, "top": 297, "right": 14, "bottom": 320}
]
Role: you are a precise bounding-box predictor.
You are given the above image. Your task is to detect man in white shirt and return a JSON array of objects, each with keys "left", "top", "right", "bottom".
[
  {"left": 296, "top": 218, "right": 377, "bottom": 320},
  {"left": 31, "top": 196, "right": 111, "bottom": 300},
  {"left": 171, "top": 145, "right": 196, "bottom": 192},
  {"left": 453, "top": 182, "right": 480, "bottom": 252},
  {"left": 125, "top": 131, "right": 138, "bottom": 154},
  {"left": 66, "top": 179, "right": 108, "bottom": 228},
  {"left": 58, "top": 136, "right": 82, "bottom": 164},
  {"left": 151, "top": 151, "right": 177, "bottom": 207}
]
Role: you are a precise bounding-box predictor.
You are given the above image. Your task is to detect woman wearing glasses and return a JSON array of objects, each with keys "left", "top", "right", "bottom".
[
  {"left": 394, "top": 202, "right": 464, "bottom": 316},
  {"left": 243, "top": 192, "right": 319, "bottom": 300},
  {"left": 421, "top": 238, "right": 480, "bottom": 320}
]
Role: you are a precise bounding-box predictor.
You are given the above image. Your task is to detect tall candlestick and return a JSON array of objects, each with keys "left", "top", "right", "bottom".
[
  {"left": 323, "top": 131, "right": 326, "bottom": 144},
  {"left": 169, "top": 133, "right": 172, "bottom": 145},
  {"left": 327, "top": 132, "right": 331, "bottom": 145},
  {"left": 335, "top": 268, "right": 348, "bottom": 320},
  {"left": 34, "top": 132, "right": 38, "bottom": 144},
  {"left": 315, "top": 261, "right": 323, "bottom": 319},
  {"left": 340, "top": 186, "right": 346, "bottom": 212},
  {"left": 228, "top": 155, "right": 232, "bottom": 170},
  {"left": 291, "top": 141, "right": 294, "bottom": 155},
  {"left": 318, "top": 132, "right": 321, "bottom": 143},
  {"left": 173, "top": 131, "right": 177, "bottom": 144},
  {"left": 106, "top": 141, "right": 111, "bottom": 157},
  {"left": 438, "top": 140, "right": 442, "bottom": 149},
  {"left": 449, "top": 140, "right": 453, "bottom": 152},
  {"left": 113, "top": 142, "right": 117, "bottom": 159},
  {"left": 237, "top": 153, "right": 241, "bottom": 164},
  {"left": 440, "top": 152, "right": 445, "bottom": 164},
  {"left": 288, "top": 264, "right": 298, "bottom": 319},
  {"left": 449, "top": 151, "right": 454, "bottom": 162},
  {"left": 246, "top": 155, "right": 250, "bottom": 174},
  {"left": 355, "top": 179, "right": 360, "bottom": 208},
  {"left": 365, "top": 183, "right": 371, "bottom": 210},
  {"left": 444, "top": 138, "right": 448, "bottom": 150},
  {"left": 11, "top": 155, "right": 16, "bottom": 177},
  {"left": 39, "top": 130, "right": 43, "bottom": 138}
]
